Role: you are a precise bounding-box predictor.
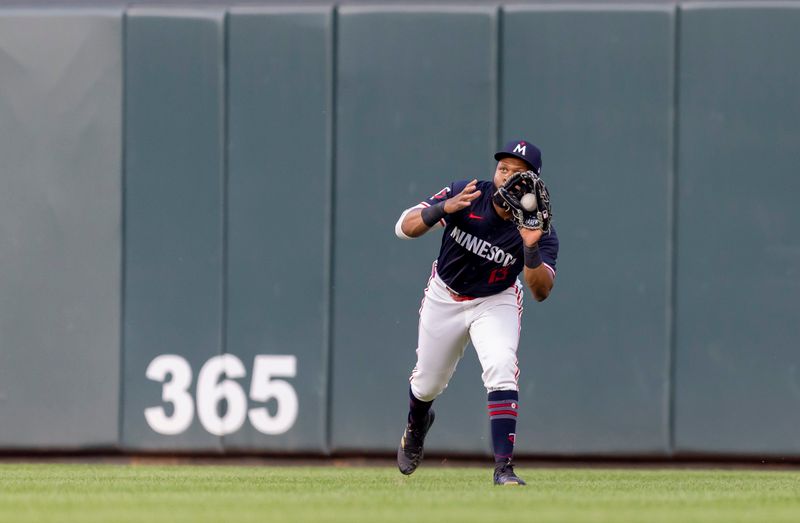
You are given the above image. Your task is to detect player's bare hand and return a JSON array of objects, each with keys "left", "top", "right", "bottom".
[
  {"left": 443, "top": 179, "right": 481, "bottom": 213},
  {"left": 519, "top": 227, "right": 543, "bottom": 247}
]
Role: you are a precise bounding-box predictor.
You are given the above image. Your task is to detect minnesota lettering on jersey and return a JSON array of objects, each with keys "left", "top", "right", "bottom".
[{"left": 449, "top": 225, "right": 516, "bottom": 267}]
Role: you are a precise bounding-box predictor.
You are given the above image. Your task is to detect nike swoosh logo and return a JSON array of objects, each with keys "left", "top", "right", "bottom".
[{"left": 468, "top": 213, "right": 483, "bottom": 220}]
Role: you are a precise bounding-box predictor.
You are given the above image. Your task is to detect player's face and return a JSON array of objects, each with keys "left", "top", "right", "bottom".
[{"left": 493, "top": 157, "right": 530, "bottom": 189}]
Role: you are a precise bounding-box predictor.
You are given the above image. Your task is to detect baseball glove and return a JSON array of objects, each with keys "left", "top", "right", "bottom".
[{"left": 494, "top": 170, "right": 552, "bottom": 233}]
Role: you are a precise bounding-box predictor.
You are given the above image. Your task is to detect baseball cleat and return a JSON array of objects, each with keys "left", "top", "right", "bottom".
[
  {"left": 493, "top": 459, "right": 527, "bottom": 486},
  {"left": 397, "top": 410, "right": 436, "bottom": 475}
]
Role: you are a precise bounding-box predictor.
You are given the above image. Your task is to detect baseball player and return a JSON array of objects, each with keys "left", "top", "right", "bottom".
[{"left": 394, "top": 140, "right": 559, "bottom": 485}]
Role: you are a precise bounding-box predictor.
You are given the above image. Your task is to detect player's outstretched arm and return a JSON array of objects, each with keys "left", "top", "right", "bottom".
[
  {"left": 396, "top": 180, "right": 481, "bottom": 238},
  {"left": 519, "top": 228, "right": 554, "bottom": 301}
]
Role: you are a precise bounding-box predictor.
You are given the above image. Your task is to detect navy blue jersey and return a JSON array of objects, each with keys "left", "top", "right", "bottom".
[{"left": 420, "top": 180, "right": 559, "bottom": 297}]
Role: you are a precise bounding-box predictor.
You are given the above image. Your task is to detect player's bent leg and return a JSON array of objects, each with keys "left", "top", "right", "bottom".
[
  {"left": 410, "top": 271, "right": 472, "bottom": 400},
  {"left": 399, "top": 274, "right": 469, "bottom": 476},
  {"left": 469, "top": 295, "right": 526, "bottom": 485}
]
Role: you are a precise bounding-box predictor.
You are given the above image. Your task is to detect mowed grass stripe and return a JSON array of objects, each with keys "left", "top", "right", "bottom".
[{"left": 1, "top": 464, "right": 800, "bottom": 523}]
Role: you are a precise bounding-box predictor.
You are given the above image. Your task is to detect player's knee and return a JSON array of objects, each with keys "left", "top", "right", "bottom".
[
  {"left": 410, "top": 376, "right": 447, "bottom": 402},
  {"left": 480, "top": 358, "right": 518, "bottom": 391}
]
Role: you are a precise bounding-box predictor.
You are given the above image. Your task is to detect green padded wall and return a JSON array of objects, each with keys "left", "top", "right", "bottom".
[
  {"left": 331, "top": 6, "right": 498, "bottom": 454},
  {"left": 4, "top": 1, "right": 800, "bottom": 458},
  {"left": 674, "top": 3, "right": 800, "bottom": 455},
  {"left": 224, "top": 6, "right": 332, "bottom": 452},
  {"left": 502, "top": 5, "right": 675, "bottom": 454},
  {"left": 0, "top": 9, "right": 123, "bottom": 448},
  {"left": 121, "top": 8, "right": 226, "bottom": 450}
]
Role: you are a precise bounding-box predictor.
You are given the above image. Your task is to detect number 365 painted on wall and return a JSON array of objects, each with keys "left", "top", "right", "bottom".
[{"left": 144, "top": 354, "right": 298, "bottom": 436}]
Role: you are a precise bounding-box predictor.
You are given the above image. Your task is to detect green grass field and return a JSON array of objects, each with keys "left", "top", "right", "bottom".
[{"left": 2, "top": 463, "right": 800, "bottom": 523}]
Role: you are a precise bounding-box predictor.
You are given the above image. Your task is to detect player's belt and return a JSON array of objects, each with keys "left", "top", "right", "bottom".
[{"left": 445, "top": 284, "right": 477, "bottom": 302}]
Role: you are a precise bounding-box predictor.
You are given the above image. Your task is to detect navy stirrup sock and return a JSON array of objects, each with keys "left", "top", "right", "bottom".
[
  {"left": 488, "top": 390, "right": 519, "bottom": 463},
  {"left": 408, "top": 387, "right": 433, "bottom": 427}
]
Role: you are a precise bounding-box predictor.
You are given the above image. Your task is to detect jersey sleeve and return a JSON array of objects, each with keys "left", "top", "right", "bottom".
[
  {"left": 538, "top": 225, "right": 559, "bottom": 279},
  {"left": 422, "top": 180, "right": 467, "bottom": 206},
  {"left": 395, "top": 181, "right": 468, "bottom": 239},
  {"left": 416, "top": 181, "right": 469, "bottom": 227}
]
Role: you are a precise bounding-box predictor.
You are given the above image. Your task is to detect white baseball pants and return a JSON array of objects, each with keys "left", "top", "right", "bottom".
[{"left": 409, "top": 263, "right": 524, "bottom": 402}]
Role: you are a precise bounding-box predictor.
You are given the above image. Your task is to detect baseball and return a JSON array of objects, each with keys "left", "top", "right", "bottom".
[{"left": 521, "top": 193, "right": 537, "bottom": 211}]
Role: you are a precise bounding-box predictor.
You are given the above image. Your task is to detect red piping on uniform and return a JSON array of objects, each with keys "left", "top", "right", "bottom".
[
  {"left": 417, "top": 262, "right": 437, "bottom": 315},
  {"left": 513, "top": 283, "right": 522, "bottom": 387}
]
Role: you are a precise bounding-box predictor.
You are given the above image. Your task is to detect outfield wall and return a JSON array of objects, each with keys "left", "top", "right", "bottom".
[{"left": 0, "top": 2, "right": 799, "bottom": 458}]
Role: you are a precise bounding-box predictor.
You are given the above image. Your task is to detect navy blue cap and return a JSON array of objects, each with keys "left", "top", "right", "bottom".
[{"left": 494, "top": 140, "right": 542, "bottom": 173}]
